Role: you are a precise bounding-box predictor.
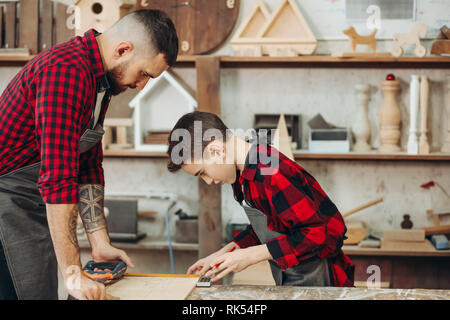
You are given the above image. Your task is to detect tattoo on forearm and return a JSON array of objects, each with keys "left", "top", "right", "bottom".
[
  {"left": 79, "top": 184, "right": 107, "bottom": 234},
  {"left": 68, "top": 206, "right": 80, "bottom": 250}
]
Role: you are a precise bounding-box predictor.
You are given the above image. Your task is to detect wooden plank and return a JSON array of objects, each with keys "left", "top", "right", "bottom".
[
  {"left": 19, "top": 0, "right": 39, "bottom": 55},
  {"left": 423, "top": 224, "right": 450, "bottom": 236},
  {"left": 55, "top": 2, "right": 74, "bottom": 45},
  {"left": 196, "top": 56, "right": 222, "bottom": 259},
  {"left": 383, "top": 229, "right": 425, "bottom": 242},
  {"left": 106, "top": 275, "right": 199, "bottom": 300},
  {"left": 4, "top": 2, "right": 16, "bottom": 49},
  {"left": 380, "top": 239, "right": 436, "bottom": 252},
  {"left": 0, "top": 6, "right": 3, "bottom": 47},
  {"left": 40, "top": 0, "right": 53, "bottom": 52}
]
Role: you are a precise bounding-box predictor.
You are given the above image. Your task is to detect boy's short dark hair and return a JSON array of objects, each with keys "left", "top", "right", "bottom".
[
  {"left": 134, "top": 9, "right": 179, "bottom": 67},
  {"left": 167, "top": 111, "right": 229, "bottom": 172}
]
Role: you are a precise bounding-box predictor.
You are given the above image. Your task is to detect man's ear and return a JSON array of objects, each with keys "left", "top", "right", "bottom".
[{"left": 113, "top": 41, "right": 134, "bottom": 59}]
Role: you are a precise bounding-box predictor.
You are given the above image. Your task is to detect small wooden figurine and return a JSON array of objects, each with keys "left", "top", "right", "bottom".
[
  {"left": 391, "top": 23, "right": 428, "bottom": 57},
  {"left": 352, "top": 84, "right": 372, "bottom": 152},
  {"left": 103, "top": 118, "right": 133, "bottom": 151},
  {"left": 378, "top": 74, "right": 402, "bottom": 153},
  {"left": 343, "top": 26, "right": 377, "bottom": 53},
  {"left": 418, "top": 75, "right": 430, "bottom": 154},
  {"left": 431, "top": 25, "right": 450, "bottom": 56}
]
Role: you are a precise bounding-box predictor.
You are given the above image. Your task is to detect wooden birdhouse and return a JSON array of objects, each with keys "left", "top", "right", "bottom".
[
  {"left": 129, "top": 71, "right": 197, "bottom": 152},
  {"left": 231, "top": 0, "right": 271, "bottom": 57},
  {"left": 257, "top": 0, "right": 317, "bottom": 57},
  {"left": 74, "top": 0, "right": 134, "bottom": 36}
]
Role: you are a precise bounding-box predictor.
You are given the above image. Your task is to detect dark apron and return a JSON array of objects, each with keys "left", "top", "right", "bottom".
[
  {"left": 0, "top": 93, "right": 107, "bottom": 299},
  {"left": 241, "top": 203, "right": 331, "bottom": 286}
]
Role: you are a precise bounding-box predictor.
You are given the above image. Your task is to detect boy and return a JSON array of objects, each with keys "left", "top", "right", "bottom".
[{"left": 167, "top": 111, "right": 354, "bottom": 287}]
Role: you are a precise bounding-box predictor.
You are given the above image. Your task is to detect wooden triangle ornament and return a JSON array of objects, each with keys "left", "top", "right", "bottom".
[
  {"left": 256, "top": 0, "right": 317, "bottom": 56},
  {"left": 231, "top": 0, "right": 271, "bottom": 56},
  {"left": 273, "top": 114, "right": 294, "bottom": 160}
]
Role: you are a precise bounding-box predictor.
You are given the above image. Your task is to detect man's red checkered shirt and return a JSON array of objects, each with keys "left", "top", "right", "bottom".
[
  {"left": 0, "top": 29, "right": 109, "bottom": 204},
  {"left": 232, "top": 143, "right": 355, "bottom": 287}
]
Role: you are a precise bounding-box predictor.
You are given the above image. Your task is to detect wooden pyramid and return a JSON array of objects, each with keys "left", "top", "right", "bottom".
[
  {"left": 273, "top": 114, "right": 294, "bottom": 160},
  {"left": 231, "top": 0, "right": 271, "bottom": 57},
  {"left": 256, "top": 0, "right": 317, "bottom": 56}
]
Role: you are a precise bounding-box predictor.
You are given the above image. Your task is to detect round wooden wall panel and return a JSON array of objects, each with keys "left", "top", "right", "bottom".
[{"left": 136, "top": 0, "right": 240, "bottom": 55}]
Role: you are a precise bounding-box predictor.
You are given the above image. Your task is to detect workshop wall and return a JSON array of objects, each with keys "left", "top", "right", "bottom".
[{"left": 1, "top": 0, "right": 449, "bottom": 271}]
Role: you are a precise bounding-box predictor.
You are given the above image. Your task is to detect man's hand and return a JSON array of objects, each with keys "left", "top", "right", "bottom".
[
  {"left": 204, "top": 244, "right": 272, "bottom": 283},
  {"left": 91, "top": 243, "right": 135, "bottom": 269},
  {"left": 66, "top": 272, "right": 119, "bottom": 300}
]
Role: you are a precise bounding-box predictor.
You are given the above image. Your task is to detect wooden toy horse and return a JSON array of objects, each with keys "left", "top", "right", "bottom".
[{"left": 392, "top": 23, "right": 428, "bottom": 57}]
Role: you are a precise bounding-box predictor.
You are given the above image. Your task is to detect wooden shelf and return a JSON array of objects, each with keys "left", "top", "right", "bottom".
[
  {"left": 343, "top": 245, "right": 450, "bottom": 257},
  {"left": 104, "top": 150, "right": 167, "bottom": 158},
  {"left": 293, "top": 151, "right": 450, "bottom": 161},
  {"left": 2, "top": 54, "right": 449, "bottom": 68},
  {"left": 103, "top": 149, "right": 450, "bottom": 161},
  {"left": 218, "top": 55, "right": 450, "bottom": 68}
]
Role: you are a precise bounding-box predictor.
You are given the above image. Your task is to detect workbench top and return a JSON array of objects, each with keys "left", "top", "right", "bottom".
[{"left": 188, "top": 285, "right": 450, "bottom": 300}]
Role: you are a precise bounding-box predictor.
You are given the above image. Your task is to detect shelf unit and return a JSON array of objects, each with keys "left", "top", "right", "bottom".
[
  {"left": 3, "top": 54, "right": 449, "bottom": 260},
  {"left": 2, "top": 54, "right": 450, "bottom": 68},
  {"left": 104, "top": 150, "right": 450, "bottom": 161}
]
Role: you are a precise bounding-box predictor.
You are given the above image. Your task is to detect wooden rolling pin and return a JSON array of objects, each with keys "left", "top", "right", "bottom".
[{"left": 342, "top": 197, "right": 383, "bottom": 218}]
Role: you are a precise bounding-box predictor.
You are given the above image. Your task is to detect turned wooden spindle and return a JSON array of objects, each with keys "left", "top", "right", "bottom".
[
  {"left": 419, "top": 75, "right": 430, "bottom": 154},
  {"left": 407, "top": 75, "right": 420, "bottom": 154},
  {"left": 352, "top": 84, "right": 372, "bottom": 152},
  {"left": 441, "top": 75, "right": 450, "bottom": 153},
  {"left": 378, "top": 74, "right": 402, "bottom": 153}
]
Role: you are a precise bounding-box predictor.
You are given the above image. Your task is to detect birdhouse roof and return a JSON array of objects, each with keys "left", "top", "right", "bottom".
[
  {"left": 129, "top": 71, "right": 197, "bottom": 109},
  {"left": 74, "top": 0, "right": 135, "bottom": 7}
]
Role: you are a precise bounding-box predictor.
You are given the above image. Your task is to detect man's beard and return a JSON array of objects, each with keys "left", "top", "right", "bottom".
[{"left": 105, "top": 61, "right": 129, "bottom": 96}]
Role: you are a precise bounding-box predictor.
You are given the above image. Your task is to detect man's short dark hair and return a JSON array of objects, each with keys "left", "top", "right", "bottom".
[
  {"left": 133, "top": 9, "right": 179, "bottom": 67},
  {"left": 167, "top": 111, "right": 229, "bottom": 172}
]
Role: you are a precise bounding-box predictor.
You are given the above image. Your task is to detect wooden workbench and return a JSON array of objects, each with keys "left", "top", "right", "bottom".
[{"left": 187, "top": 285, "right": 450, "bottom": 300}]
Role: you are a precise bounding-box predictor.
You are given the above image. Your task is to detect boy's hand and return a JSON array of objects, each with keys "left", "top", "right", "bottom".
[
  {"left": 187, "top": 242, "right": 238, "bottom": 276},
  {"left": 205, "top": 244, "right": 272, "bottom": 283},
  {"left": 187, "top": 251, "right": 223, "bottom": 276}
]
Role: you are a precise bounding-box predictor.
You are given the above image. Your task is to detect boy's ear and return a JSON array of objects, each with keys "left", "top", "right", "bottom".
[{"left": 204, "top": 140, "right": 225, "bottom": 161}]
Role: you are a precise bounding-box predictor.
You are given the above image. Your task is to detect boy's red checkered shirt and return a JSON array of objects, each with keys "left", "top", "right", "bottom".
[{"left": 232, "top": 143, "right": 355, "bottom": 287}]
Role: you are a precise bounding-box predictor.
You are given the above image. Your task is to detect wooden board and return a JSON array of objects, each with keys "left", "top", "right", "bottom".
[
  {"left": 40, "top": 0, "right": 54, "bottom": 52},
  {"left": 383, "top": 229, "right": 425, "bottom": 242},
  {"left": 137, "top": 0, "right": 240, "bottom": 55},
  {"left": 19, "top": 0, "right": 39, "bottom": 55},
  {"left": 55, "top": 2, "right": 75, "bottom": 45},
  {"left": 232, "top": 261, "right": 275, "bottom": 286},
  {"left": 106, "top": 274, "right": 199, "bottom": 300},
  {"left": 4, "top": 2, "right": 16, "bottom": 49},
  {"left": 380, "top": 239, "right": 436, "bottom": 252},
  {"left": 0, "top": 6, "right": 3, "bottom": 48},
  {"left": 196, "top": 56, "right": 222, "bottom": 258}
]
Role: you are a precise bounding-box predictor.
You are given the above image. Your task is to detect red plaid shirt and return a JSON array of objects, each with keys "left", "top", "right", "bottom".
[
  {"left": 232, "top": 143, "right": 355, "bottom": 287},
  {"left": 0, "top": 29, "right": 110, "bottom": 204}
]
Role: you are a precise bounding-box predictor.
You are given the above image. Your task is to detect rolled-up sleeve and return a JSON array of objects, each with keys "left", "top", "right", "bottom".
[
  {"left": 78, "top": 140, "right": 104, "bottom": 186},
  {"left": 232, "top": 224, "right": 261, "bottom": 248},
  {"left": 34, "top": 65, "right": 88, "bottom": 204}
]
